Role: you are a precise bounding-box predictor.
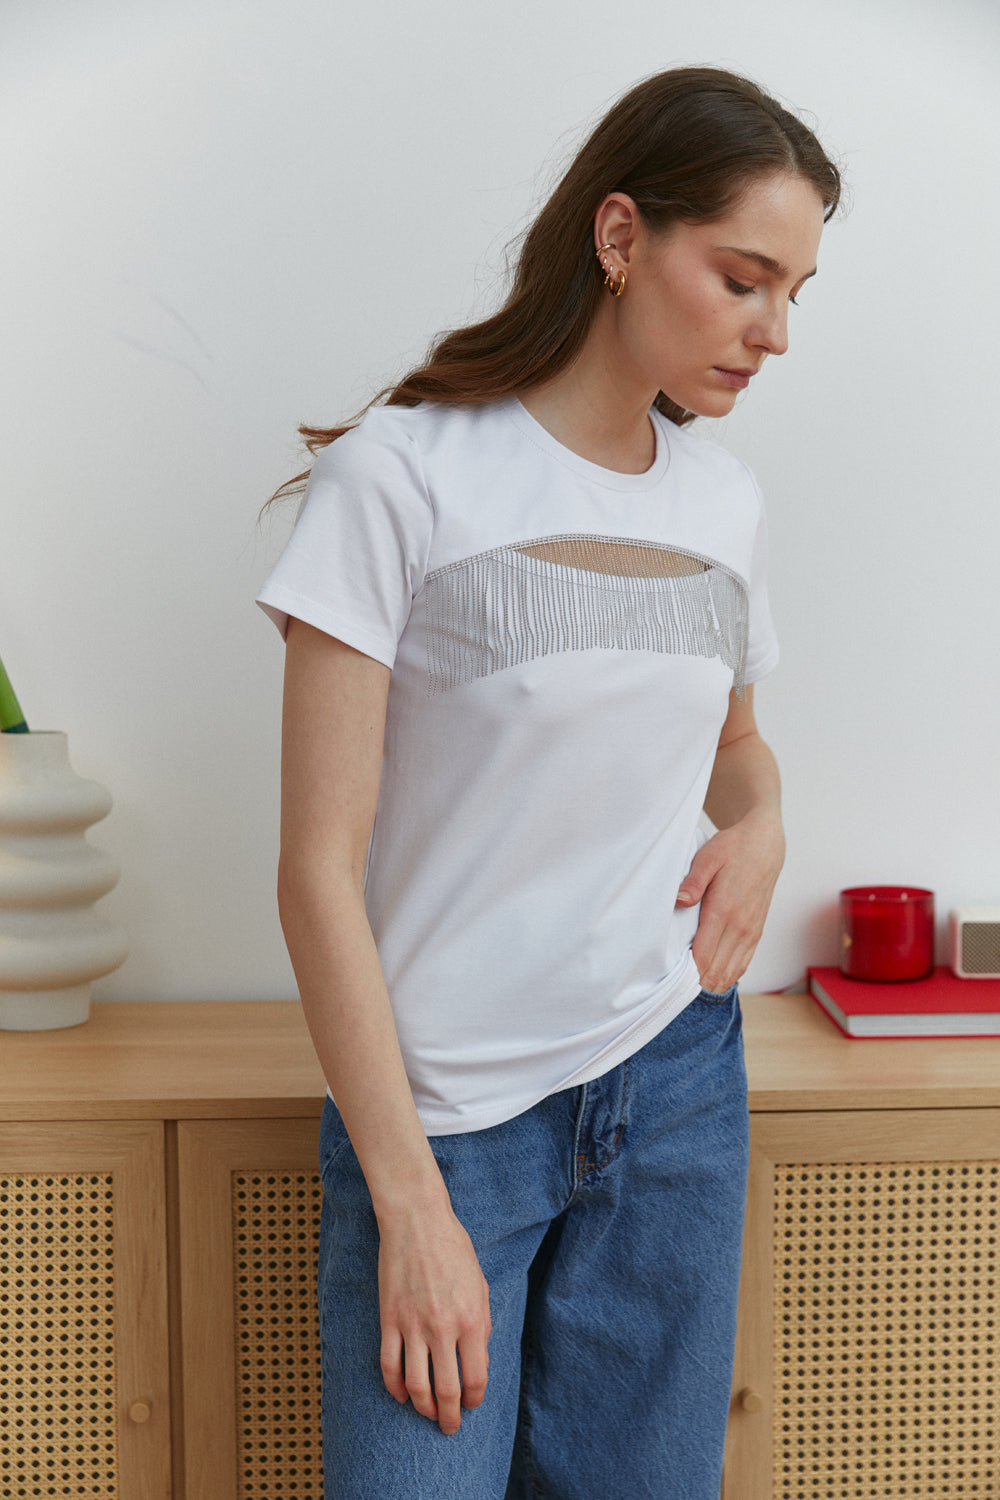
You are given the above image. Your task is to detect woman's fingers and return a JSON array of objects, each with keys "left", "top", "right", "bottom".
[
  {"left": 401, "top": 1337, "right": 442, "bottom": 1425},
  {"left": 377, "top": 1212, "right": 492, "bottom": 1434},
  {"left": 387, "top": 1327, "right": 487, "bottom": 1434},
  {"left": 426, "top": 1347, "right": 463, "bottom": 1435},
  {"left": 692, "top": 886, "right": 762, "bottom": 990},
  {"left": 458, "top": 1327, "right": 490, "bottom": 1411},
  {"left": 379, "top": 1326, "right": 408, "bottom": 1404},
  {"left": 683, "top": 818, "right": 784, "bottom": 991}
]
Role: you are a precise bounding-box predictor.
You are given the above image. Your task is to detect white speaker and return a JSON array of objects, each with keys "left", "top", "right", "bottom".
[{"left": 950, "top": 907, "right": 1000, "bottom": 978}]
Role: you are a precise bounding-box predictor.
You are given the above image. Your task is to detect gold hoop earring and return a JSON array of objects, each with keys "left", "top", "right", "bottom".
[{"left": 595, "top": 244, "right": 626, "bottom": 296}]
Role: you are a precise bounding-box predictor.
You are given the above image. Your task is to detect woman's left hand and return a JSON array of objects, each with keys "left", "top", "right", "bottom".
[{"left": 675, "top": 808, "right": 785, "bottom": 993}]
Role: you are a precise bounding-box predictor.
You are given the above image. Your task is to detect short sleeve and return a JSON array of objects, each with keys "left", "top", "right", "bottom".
[
  {"left": 743, "top": 475, "right": 780, "bottom": 685},
  {"left": 256, "top": 409, "right": 434, "bottom": 669}
]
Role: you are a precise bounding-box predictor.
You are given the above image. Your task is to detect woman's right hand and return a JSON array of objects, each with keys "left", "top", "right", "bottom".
[
  {"left": 279, "top": 621, "right": 491, "bottom": 1433},
  {"left": 376, "top": 1196, "right": 492, "bottom": 1435}
]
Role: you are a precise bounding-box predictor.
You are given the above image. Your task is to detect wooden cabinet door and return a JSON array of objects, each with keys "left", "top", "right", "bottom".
[
  {"left": 176, "top": 1118, "right": 323, "bottom": 1500},
  {"left": 723, "top": 1109, "right": 1000, "bottom": 1500},
  {"left": 0, "top": 1120, "right": 171, "bottom": 1499}
]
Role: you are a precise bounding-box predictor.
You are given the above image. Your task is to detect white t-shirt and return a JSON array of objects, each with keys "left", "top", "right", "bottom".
[{"left": 258, "top": 397, "right": 778, "bottom": 1134}]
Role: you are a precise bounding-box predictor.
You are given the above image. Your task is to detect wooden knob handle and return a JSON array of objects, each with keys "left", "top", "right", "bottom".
[
  {"left": 128, "top": 1401, "right": 152, "bottom": 1424},
  {"left": 739, "top": 1387, "right": 763, "bottom": 1413}
]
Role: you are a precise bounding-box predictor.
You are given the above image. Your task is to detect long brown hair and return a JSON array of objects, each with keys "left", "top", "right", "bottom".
[{"left": 275, "top": 67, "right": 840, "bottom": 498}]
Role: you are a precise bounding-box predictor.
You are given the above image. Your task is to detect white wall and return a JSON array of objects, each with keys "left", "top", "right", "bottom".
[{"left": 2, "top": 0, "right": 997, "bottom": 1000}]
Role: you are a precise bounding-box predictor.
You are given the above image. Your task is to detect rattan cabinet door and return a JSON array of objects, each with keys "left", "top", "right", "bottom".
[
  {"left": 723, "top": 1108, "right": 1000, "bottom": 1500},
  {"left": 176, "top": 1118, "right": 323, "bottom": 1500},
  {"left": 0, "top": 1120, "right": 171, "bottom": 1500}
]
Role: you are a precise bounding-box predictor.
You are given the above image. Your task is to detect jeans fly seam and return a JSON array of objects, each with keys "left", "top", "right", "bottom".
[
  {"left": 571, "top": 1057, "right": 631, "bottom": 1181},
  {"left": 581, "top": 1056, "right": 629, "bottom": 1170},
  {"left": 568, "top": 1081, "right": 590, "bottom": 1201}
]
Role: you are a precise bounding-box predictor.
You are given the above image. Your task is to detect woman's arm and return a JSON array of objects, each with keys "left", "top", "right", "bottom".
[
  {"left": 278, "top": 618, "right": 491, "bottom": 1435},
  {"left": 674, "top": 685, "right": 786, "bottom": 992}
]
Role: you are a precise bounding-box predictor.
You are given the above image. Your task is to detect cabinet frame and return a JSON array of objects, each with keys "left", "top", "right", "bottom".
[
  {"left": 175, "top": 1116, "right": 322, "bottom": 1499},
  {"left": 0, "top": 1119, "right": 172, "bottom": 1500},
  {"left": 724, "top": 1107, "right": 1000, "bottom": 1500}
]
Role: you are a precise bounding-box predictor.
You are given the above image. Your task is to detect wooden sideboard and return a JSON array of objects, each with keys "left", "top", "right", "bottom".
[
  {"left": 727, "top": 994, "right": 1000, "bottom": 1500},
  {"left": 1, "top": 997, "right": 997, "bottom": 1499},
  {"left": 0, "top": 1002, "right": 326, "bottom": 1500}
]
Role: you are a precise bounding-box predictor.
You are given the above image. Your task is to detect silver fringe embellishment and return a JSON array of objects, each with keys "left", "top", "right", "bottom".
[{"left": 423, "top": 534, "right": 749, "bottom": 697}]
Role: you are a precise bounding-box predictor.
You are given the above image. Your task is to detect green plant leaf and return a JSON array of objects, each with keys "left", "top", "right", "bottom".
[{"left": 0, "top": 651, "right": 28, "bottom": 732}]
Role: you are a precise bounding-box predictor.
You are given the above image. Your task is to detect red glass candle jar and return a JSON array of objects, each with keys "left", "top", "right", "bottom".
[{"left": 839, "top": 886, "right": 935, "bottom": 981}]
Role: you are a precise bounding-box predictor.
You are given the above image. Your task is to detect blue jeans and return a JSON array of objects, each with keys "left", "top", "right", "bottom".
[{"left": 318, "top": 988, "right": 748, "bottom": 1499}]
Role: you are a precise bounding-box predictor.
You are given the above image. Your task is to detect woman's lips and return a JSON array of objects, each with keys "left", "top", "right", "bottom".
[{"left": 713, "top": 367, "right": 755, "bottom": 389}]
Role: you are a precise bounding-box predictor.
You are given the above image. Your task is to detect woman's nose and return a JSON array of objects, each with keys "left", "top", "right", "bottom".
[{"left": 750, "top": 301, "right": 789, "bottom": 357}]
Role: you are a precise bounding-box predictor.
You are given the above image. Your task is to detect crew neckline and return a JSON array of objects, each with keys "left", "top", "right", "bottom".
[{"left": 504, "top": 398, "right": 672, "bottom": 492}]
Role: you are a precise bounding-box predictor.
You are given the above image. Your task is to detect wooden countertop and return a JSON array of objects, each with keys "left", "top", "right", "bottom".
[
  {"left": 0, "top": 1001, "right": 327, "bottom": 1120},
  {"left": 741, "top": 991, "right": 1000, "bottom": 1111},
  {"left": 0, "top": 995, "right": 997, "bottom": 1120}
]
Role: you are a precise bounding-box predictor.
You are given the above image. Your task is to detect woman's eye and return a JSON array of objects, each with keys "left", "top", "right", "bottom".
[{"left": 725, "top": 277, "right": 754, "bottom": 296}]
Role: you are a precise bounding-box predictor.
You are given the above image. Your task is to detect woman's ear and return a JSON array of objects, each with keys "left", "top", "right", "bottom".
[{"left": 593, "top": 193, "right": 642, "bottom": 268}]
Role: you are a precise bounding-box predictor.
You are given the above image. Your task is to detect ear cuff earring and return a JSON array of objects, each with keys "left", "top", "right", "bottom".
[{"left": 595, "top": 243, "right": 626, "bottom": 297}]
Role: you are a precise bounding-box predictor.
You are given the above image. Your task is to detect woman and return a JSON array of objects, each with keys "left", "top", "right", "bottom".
[{"left": 258, "top": 66, "right": 839, "bottom": 1499}]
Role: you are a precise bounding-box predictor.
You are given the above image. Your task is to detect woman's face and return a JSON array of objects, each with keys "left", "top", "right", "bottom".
[{"left": 610, "top": 172, "right": 826, "bottom": 418}]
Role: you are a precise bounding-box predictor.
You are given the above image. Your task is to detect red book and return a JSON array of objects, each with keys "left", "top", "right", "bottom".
[{"left": 808, "top": 966, "right": 1000, "bottom": 1038}]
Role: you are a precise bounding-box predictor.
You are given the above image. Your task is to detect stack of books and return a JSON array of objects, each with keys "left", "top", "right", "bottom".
[{"left": 807, "top": 966, "right": 1000, "bottom": 1038}]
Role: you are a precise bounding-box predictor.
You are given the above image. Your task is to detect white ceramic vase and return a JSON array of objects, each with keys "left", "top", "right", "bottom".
[{"left": 0, "top": 731, "right": 127, "bottom": 1029}]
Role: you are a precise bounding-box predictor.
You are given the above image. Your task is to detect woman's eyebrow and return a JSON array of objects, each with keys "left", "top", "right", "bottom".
[{"left": 717, "top": 246, "right": 818, "bottom": 282}]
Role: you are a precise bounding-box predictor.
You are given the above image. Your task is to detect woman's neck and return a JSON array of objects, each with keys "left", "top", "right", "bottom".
[{"left": 518, "top": 310, "right": 660, "bottom": 474}]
